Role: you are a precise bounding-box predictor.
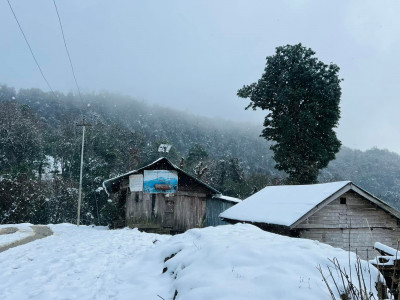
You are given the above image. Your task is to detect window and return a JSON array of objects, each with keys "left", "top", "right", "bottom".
[{"left": 340, "top": 197, "right": 346, "bottom": 205}]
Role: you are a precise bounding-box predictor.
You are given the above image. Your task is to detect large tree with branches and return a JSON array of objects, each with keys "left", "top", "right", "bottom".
[{"left": 238, "top": 44, "right": 342, "bottom": 184}]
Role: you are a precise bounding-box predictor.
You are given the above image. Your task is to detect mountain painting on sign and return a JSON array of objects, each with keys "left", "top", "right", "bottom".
[{"left": 143, "top": 170, "right": 178, "bottom": 193}]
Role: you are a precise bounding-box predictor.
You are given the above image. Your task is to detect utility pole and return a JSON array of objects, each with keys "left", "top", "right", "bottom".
[{"left": 76, "top": 117, "right": 91, "bottom": 226}]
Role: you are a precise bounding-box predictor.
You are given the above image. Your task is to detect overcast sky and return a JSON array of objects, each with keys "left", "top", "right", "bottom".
[{"left": 1, "top": 1, "right": 400, "bottom": 153}]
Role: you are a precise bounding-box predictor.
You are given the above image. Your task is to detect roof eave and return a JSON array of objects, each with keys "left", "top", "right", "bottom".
[
  {"left": 220, "top": 216, "right": 290, "bottom": 227},
  {"left": 212, "top": 194, "right": 241, "bottom": 203}
]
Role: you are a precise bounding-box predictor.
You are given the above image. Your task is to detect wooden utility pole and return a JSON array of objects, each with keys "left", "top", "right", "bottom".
[{"left": 76, "top": 117, "right": 91, "bottom": 226}]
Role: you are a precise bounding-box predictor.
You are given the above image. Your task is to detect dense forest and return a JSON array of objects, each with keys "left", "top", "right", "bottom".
[{"left": 1, "top": 84, "right": 400, "bottom": 226}]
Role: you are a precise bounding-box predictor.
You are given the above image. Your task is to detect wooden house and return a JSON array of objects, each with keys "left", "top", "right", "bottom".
[
  {"left": 220, "top": 181, "right": 400, "bottom": 259},
  {"left": 103, "top": 157, "right": 241, "bottom": 233}
]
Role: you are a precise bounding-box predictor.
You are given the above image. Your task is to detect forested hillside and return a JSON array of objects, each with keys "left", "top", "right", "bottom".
[
  {"left": 321, "top": 147, "right": 400, "bottom": 209},
  {"left": 1, "top": 84, "right": 400, "bottom": 225}
]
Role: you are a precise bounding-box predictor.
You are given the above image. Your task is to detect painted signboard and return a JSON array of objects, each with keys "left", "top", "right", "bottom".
[
  {"left": 143, "top": 170, "right": 178, "bottom": 193},
  {"left": 129, "top": 174, "right": 143, "bottom": 192}
]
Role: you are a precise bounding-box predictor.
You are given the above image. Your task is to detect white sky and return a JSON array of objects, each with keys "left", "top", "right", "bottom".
[{"left": 1, "top": 1, "right": 400, "bottom": 153}]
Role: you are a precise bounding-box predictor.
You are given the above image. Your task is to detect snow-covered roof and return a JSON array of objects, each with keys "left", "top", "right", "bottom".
[
  {"left": 221, "top": 181, "right": 374, "bottom": 227},
  {"left": 374, "top": 242, "right": 399, "bottom": 257},
  {"left": 213, "top": 195, "right": 242, "bottom": 203}
]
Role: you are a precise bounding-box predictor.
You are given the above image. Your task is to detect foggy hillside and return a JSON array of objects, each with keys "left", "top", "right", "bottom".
[
  {"left": 1, "top": 84, "right": 400, "bottom": 226},
  {"left": 321, "top": 147, "right": 400, "bottom": 209},
  {"left": 3, "top": 86, "right": 276, "bottom": 174}
]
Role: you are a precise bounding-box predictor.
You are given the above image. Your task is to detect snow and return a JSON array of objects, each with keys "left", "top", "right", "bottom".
[
  {"left": 0, "top": 224, "right": 34, "bottom": 247},
  {"left": 371, "top": 255, "right": 398, "bottom": 266},
  {"left": 0, "top": 231, "right": 33, "bottom": 247},
  {"left": 0, "top": 223, "right": 33, "bottom": 231},
  {"left": 214, "top": 194, "right": 242, "bottom": 203},
  {"left": 40, "top": 155, "right": 62, "bottom": 180},
  {"left": 372, "top": 242, "right": 400, "bottom": 266},
  {"left": 374, "top": 242, "right": 399, "bottom": 257},
  {"left": 0, "top": 223, "right": 383, "bottom": 300},
  {"left": 220, "top": 181, "right": 351, "bottom": 226},
  {"left": 0, "top": 224, "right": 171, "bottom": 300}
]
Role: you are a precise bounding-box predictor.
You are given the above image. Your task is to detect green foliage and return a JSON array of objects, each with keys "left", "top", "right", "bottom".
[
  {"left": 4, "top": 82, "right": 400, "bottom": 225},
  {"left": 41, "top": 178, "right": 78, "bottom": 224},
  {"left": 186, "top": 144, "right": 208, "bottom": 166},
  {"left": 320, "top": 147, "right": 400, "bottom": 210},
  {"left": 238, "top": 43, "right": 342, "bottom": 184},
  {"left": 0, "top": 175, "right": 49, "bottom": 224},
  {"left": 0, "top": 85, "right": 274, "bottom": 225},
  {"left": 204, "top": 158, "right": 251, "bottom": 198},
  {"left": 184, "top": 144, "right": 209, "bottom": 173},
  {"left": 0, "top": 101, "right": 45, "bottom": 175}
]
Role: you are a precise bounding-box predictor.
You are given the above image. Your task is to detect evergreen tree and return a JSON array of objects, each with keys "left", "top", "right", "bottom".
[
  {"left": 185, "top": 144, "right": 209, "bottom": 172},
  {"left": 206, "top": 158, "right": 249, "bottom": 198},
  {"left": 0, "top": 101, "right": 45, "bottom": 175},
  {"left": 238, "top": 44, "right": 342, "bottom": 184}
]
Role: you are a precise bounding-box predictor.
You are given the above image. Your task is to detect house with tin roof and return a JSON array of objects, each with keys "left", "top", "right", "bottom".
[{"left": 103, "top": 157, "right": 241, "bottom": 233}]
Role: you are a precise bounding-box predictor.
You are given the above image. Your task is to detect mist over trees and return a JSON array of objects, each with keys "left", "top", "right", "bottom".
[
  {"left": 1, "top": 84, "right": 400, "bottom": 225},
  {"left": 0, "top": 85, "right": 275, "bottom": 225},
  {"left": 321, "top": 147, "right": 400, "bottom": 209}
]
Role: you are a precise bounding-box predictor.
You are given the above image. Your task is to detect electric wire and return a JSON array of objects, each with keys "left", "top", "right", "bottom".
[
  {"left": 8, "top": 0, "right": 89, "bottom": 225},
  {"left": 7, "top": 0, "right": 57, "bottom": 98},
  {"left": 52, "top": 0, "right": 84, "bottom": 106},
  {"left": 51, "top": 1, "right": 90, "bottom": 225}
]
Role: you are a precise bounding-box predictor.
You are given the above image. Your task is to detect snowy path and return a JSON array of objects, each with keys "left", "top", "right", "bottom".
[
  {"left": 0, "top": 224, "right": 172, "bottom": 300},
  {"left": 0, "top": 227, "right": 18, "bottom": 235},
  {"left": 0, "top": 225, "right": 52, "bottom": 253}
]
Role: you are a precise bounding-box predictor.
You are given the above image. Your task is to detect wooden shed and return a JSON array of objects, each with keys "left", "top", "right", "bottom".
[
  {"left": 220, "top": 181, "right": 400, "bottom": 259},
  {"left": 103, "top": 157, "right": 241, "bottom": 233}
]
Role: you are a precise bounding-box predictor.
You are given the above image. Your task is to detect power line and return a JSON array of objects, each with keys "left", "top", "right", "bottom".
[
  {"left": 7, "top": 0, "right": 57, "bottom": 98},
  {"left": 52, "top": 0, "right": 89, "bottom": 226},
  {"left": 8, "top": 0, "right": 89, "bottom": 227},
  {"left": 52, "top": 0, "right": 84, "bottom": 105}
]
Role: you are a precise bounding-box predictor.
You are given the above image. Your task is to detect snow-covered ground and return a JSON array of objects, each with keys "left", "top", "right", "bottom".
[
  {"left": 0, "top": 223, "right": 383, "bottom": 300},
  {"left": 0, "top": 223, "right": 34, "bottom": 247}
]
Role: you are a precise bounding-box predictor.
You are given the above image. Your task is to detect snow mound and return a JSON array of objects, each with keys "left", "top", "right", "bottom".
[
  {"left": 0, "top": 223, "right": 384, "bottom": 300},
  {"left": 155, "top": 224, "right": 383, "bottom": 300}
]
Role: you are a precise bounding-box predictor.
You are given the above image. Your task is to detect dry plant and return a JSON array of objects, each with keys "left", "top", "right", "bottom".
[{"left": 317, "top": 256, "right": 388, "bottom": 300}]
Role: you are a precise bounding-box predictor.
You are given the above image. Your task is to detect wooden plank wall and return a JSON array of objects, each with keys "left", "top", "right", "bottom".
[
  {"left": 205, "top": 199, "right": 235, "bottom": 226},
  {"left": 125, "top": 189, "right": 208, "bottom": 232},
  {"left": 297, "top": 191, "right": 400, "bottom": 259},
  {"left": 125, "top": 191, "right": 164, "bottom": 227},
  {"left": 173, "top": 193, "right": 207, "bottom": 231}
]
